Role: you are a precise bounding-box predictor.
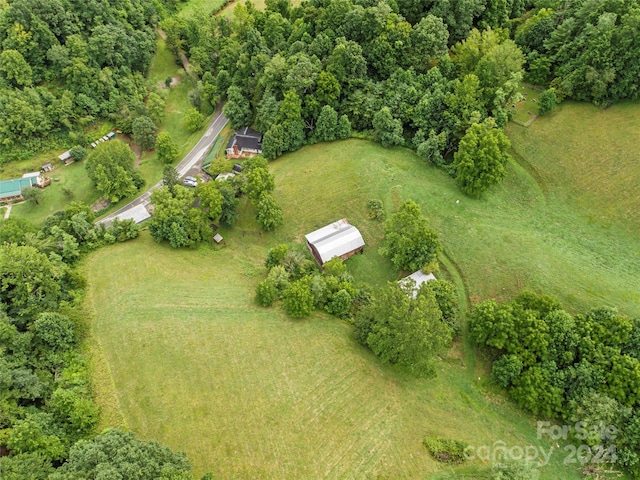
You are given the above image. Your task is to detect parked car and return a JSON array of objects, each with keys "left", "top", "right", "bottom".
[{"left": 183, "top": 179, "right": 197, "bottom": 187}]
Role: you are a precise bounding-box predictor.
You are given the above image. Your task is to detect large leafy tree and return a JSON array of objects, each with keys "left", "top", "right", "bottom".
[
  {"left": 132, "top": 115, "right": 157, "bottom": 151},
  {"left": 453, "top": 117, "right": 511, "bottom": 197},
  {"left": 85, "top": 141, "right": 143, "bottom": 202},
  {"left": 149, "top": 186, "right": 210, "bottom": 248},
  {"left": 223, "top": 85, "right": 253, "bottom": 130},
  {"left": 380, "top": 200, "right": 440, "bottom": 272},
  {"left": 49, "top": 429, "right": 192, "bottom": 480},
  {"left": 356, "top": 282, "right": 453, "bottom": 377},
  {"left": 156, "top": 131, "right": 180, "bottom": 164}
]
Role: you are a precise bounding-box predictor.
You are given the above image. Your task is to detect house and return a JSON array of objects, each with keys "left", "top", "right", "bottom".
[
  {"left": 41, "top": 162, "right": 54, "bottom": 172},
  {"left": 0, "top": 172, "right": 50, "bottom": 204},
  {"left": 225, "top": 127, "right": 262, "bottom": 158},
  {"left": 305, "top": 219, "right": 365, "bottom": 266},
  {"left": 398, "top": 270, "right": 436, "bottom": 299}
]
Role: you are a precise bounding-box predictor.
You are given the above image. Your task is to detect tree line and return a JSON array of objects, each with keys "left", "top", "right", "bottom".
[
  {"left": 471, "top": 292, "right": 640, "bottom": 477},
  {"left": 0, "top": 0, "right": 167, "bottom": 162},
  {"left": 0, "top": 208, "right": 206, "bottom": 478}
]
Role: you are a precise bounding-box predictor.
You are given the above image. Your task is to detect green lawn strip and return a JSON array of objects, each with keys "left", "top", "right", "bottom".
[
  {"left": 510, "top": 84, "right": 543, "bottom": 126},
  {"left": 84, "top": 233, "right": 581, "bottom": 479}
]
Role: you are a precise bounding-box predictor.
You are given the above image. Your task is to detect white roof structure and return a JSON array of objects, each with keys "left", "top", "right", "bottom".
[
  {"left": 215, "top": 172, "right": 236, "bottom": 181},
  {"left": 113, "top": 204, "right": 151, "bottom": 224},
  {"left": 399, "top": 270, "right": 436, "bottom": 298},
  {"left": 58, "top": 150, "right": 72, "bottom": 161},
  {"left": 22, "top": 171, "right": 41, "bottom": 179},
  {"left": 305, "top": 219, "right": 365, "bottom": 264}
]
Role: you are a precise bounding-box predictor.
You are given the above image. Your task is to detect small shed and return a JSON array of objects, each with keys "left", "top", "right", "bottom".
[
  {"left": 232, "top": 163, "right": 243, "bottom": 173},
  {"left": 398, "top": 270, "right": 436, "bottom": 299},
  {"left": 59, "top": 150, "right": 74, "bottom": 165},
  {"left": 107, "top": 132, "right": 116, "bottom": 139},
  {"left": 215, "top": 172, "right": 236, "bottom": 182},
  {"left": 213, "top": 233, "right": 224, "bottom": 244},
  {"left": 305, "top": 219, "right": 365, "bottom": 266},
  {"left": 41, "top": 162, "right": 54, "bottom": 172}
]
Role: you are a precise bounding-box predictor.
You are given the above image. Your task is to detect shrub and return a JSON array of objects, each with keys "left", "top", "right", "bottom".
[
  {"left": 367, "top": 199, "right": 385, "bottom": 221},
  {"left": 325, "top": 289, "right": 352, "bottom": 317},
  {"left": 282, "top": 280, "right": 314, "bottom": 318},
  {"left": 491, "top": 354, "right": 524, "bottom": 388},
  {"left": 423, "top": 437, "right": 468, "bottom": 464},
  {"left": 256, "top": 279, "right": 277, "bottom": 307}
]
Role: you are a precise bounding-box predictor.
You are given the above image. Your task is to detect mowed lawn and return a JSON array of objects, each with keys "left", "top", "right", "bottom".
[
  {"left": 84, "top": 234, "right": 581, "bottom": 479},
  {"left": 84, "top": 102, "right": 640, "bottom": 479}
]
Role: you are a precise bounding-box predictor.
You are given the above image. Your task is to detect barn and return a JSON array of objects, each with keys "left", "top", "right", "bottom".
[{"left": 305, "top": 219, "right": 365, "bottom": 266}]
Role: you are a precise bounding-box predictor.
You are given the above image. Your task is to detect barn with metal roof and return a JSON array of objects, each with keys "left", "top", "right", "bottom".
[{"left": 305, "top": 219, "right": 365, "bottom": 265}]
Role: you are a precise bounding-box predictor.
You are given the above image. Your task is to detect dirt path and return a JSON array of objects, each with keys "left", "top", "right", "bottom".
[
  {"left": 3, "top": 204, "right": 11, "bottom": 219},
  {"left": 156, "top": 29, "right": 191, "bottom": 73}
]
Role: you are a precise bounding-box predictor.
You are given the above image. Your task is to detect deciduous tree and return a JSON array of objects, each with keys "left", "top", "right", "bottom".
[{"left": 453, "top": 117, "right": 511, "bottom": 197}]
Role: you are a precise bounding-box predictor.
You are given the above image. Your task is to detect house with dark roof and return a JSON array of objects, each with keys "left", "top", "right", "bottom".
[
  {"left": 305, "top": 219, "right": 365, "bottom": 266},
  {"left": 225, "top": 127, "right": 262, "bottom": 158}
]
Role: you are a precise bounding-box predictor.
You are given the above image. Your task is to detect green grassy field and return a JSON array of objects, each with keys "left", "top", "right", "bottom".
[
  {"left": 84, "top": 101, "right": 640, "bottom": 479},
  {"left": 84, "top": 234, "right": 583, "bottom": 479}
]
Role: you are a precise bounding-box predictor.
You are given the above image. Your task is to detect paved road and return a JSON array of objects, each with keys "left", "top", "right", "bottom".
[{"left": 97, "top": 111, "right": 228, "bottom": 226}]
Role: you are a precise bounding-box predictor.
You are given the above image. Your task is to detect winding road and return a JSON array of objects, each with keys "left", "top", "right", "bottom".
[{"left": 97, "top": 111, "right": 228, "bottom": 226}]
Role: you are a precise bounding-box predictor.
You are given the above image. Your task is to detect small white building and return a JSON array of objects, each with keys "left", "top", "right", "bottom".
[
  {"left": 305, "top": 218, "right": 365, "bottom": 266},
  {"left": 399, "top": 270, "right": 436, "bottom": 298}
]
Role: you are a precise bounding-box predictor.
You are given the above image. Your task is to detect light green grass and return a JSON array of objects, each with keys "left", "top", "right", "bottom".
[
  {"left": 9, "top": 161, "right": 99, "bottom": 225},
  {"left": 510, "top": 84, "right": 543, "bottom": 126},
  {"left": 218, "top": 0, "right": 302, "bottom": 18},
  {"left": 84, "top": 101, "right": 640, "bottom": 478},
  {"left": 84, "top": 233, "right": 582, "bottom": 479},
  {"left": 178, "top": 0, "right": 229, "bottom": 18}
]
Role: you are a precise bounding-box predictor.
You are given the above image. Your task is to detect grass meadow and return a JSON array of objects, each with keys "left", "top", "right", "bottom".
[{"left": 84, "top": 101, "right": 640, "bottom": 478}]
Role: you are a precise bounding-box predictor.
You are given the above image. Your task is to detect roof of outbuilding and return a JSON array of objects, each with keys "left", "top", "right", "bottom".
[
  {"left": 398, "top": 270, "right": 436, "bottom": 298},
  {"left": 305, "top": 219, "right": 365, "bottom": 264}
]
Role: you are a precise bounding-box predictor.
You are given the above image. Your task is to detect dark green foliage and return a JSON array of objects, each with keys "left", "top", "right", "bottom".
[
  {"left": 380, "top": 200, "right": 440, "bottom": 272},
  {"left": 419, "top": 279, "right": 459, "bottom": 334},
  {"left": 218, "top": 183, "right": 239, "bottom": 227},
  {"left": 282, "top": 280, "right": 314, "bottom": 318},
  {"left": 373, "top": 107, "right": 404, "bottom": 147},
  {"left": 223, "top": 86, "right": 253, "bottom": 130},
  {"left": 0, "top": 217, "right": 38, "bottom": 245},
  {"left": 50, "top": 429, "right": 192, "bottom": 480},
  {"left": 0, "top": 453, "right": 54, "bottom": 480},
  {"left": 132, "top": 116, "right": 158, "bottom": 151},
  {"left": 491, "top": 354, "right": 523, "bottom": 388},
  {"left": 515, "top": 2, "right": 640, "bottom": 103},
  {"left": 356, "top": 282, "right": 453, "bottom": 377},
  {"left": 537, "top": 88, "right": 557, "bottom": 115},
  {"left": 314, "top": 105, "right": 339, "bottom": 143},
  {"left": 68, "top": 146, "right": 86, "bottom": 161},
  {"left": 0, "top": 0, "right": 156, "bottom": 161},
  {"left": 162, "top": 165, "right": 181, "bottom": 191},
  {"left": 325, "top": 289, "right": 352, "bottom": 317},
  {"left": 453, "top": 117, "right": 511, "bottom": 197},
  {"left": 149, "top": 186, "right": 210, "bottom": 248},
  {"left": 85, "top": 141, "right": 143, "bottom": 202},
  {"left": 423, "top": 437, "right": 468, "bottom": 464},
  {"left": 255, "top": 192, "right": 283, "bottom": 231},
  {"left": 472, "top": 291, "right": 640, "bottom": 470}
]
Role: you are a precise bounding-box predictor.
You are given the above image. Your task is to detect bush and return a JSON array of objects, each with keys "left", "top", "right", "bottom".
[
  {"left": 423, "top": 437, "right": 468, "bottom": 464},
  {"left": 367, "top": 199, "right": 385, "bottom": 221},
  {"left": 256, "top": 279, "right": 277, "bottom": 307},
  {"left": 264, "top": 244, "right": 289, "bottom": 269},
  {"left": 282, "top": 280, "right": 314, "bottom": 318},
  {"left": 267, "top": 265, "right": 290, "bottom": 296},
  {"left": 491, "top": 354, "right": 524, "bottom": 388},
  {"left": 325, "top": 289, "right": 352, "bottom": 317}
]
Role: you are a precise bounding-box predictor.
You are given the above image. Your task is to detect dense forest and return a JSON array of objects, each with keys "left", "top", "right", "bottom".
[
  {"left": 162, "top": 0, "right": 640, "bottom": 194},
  {"left": 471, "top": 293, "right": 640, "bottom": 477},
  {"left": 0, "top": 0, "right": 159, "bottom": 161}
]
